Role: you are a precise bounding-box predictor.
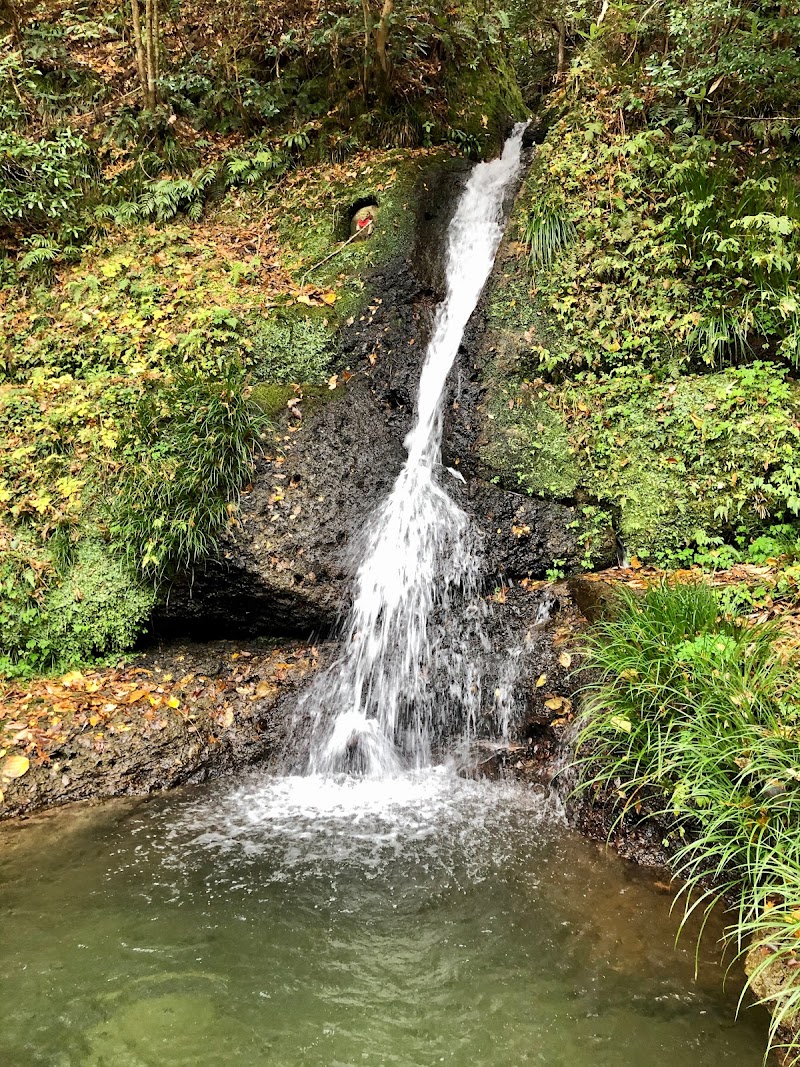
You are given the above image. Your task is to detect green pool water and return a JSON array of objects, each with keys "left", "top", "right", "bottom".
[{"left": 0, "top": 770, "right": 768, "bottom": 1066}]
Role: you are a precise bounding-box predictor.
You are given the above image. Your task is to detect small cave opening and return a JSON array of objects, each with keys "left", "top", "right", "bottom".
[{"left": 335, "top": 197, "right": 380, "bottom": 242}]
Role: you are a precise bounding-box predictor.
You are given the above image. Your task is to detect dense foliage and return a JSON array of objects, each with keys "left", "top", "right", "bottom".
[
  {"left": 484, "top": 0, "right": 800, "bottom": 572},
  {"left": 577, "top": 582, "right": 800, "bottom": 1058},
  {"left": 0, "top": 0, "right": 521, "bottom": 274}
]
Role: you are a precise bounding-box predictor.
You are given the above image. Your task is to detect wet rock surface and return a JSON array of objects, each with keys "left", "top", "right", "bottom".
[
  {"left": 0, "top": 641, "right": 328, "bottom": 821},
  {"left": 154, "top": 153, "right": 586, "bottom": 639}
]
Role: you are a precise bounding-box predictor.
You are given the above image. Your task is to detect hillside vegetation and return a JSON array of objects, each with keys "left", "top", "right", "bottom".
[
  {"left": 487, "top": 0, "right": 800, "bottom": 580},
  {"left": 0, "top": 0, "right": 522, "bottom": 674}
]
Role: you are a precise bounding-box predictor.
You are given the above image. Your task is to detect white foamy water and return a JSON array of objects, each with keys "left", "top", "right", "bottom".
[
  {"left": 158, "top": 768, "right": 554, "bottom": 889},
  {"left": 301, "top": 125, "right": 529, "bottom": 776}
]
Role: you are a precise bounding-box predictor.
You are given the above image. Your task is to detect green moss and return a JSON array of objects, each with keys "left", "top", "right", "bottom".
[
  {"left": 445, "top": 49, "right": 526, "bottom": 154},
  {"left": 269, "top": 151, "right": 446, "bottom": 292},
  {"left": 482, "top": 378, "right": 579, "bottom": 498},
  {"left": 250, "top": 383, "right": 297, "bottom": 419},
  {"left": 250, "top": 380, "right": 346, "bottom": 421},
  {"left": 482, "top": 362, "right": 800, "bottom": 567}
]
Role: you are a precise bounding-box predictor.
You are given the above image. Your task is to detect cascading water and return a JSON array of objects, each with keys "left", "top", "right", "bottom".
[{"left": 300, "top": 124, "right": 529, "bottom": 777}]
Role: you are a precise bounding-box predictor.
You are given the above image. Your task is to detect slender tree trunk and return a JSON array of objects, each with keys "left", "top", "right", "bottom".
[
  {"left": 375, "top": 0, "right": 393, "bottom": 77},
  {"left": 0, "top": 0, "right": 23, "bottom": 48},
  {"left": 360, "top": 0, "right": 371, "bottom": 94},
  {"left": 555, "top": 20, "right": 567, "bottom": 82},
  {"left": 130, "top": 0, "right": 159, "bottom": 109},
  {"left": 145, "top": 0, "right": 159, "bottom": 106}
]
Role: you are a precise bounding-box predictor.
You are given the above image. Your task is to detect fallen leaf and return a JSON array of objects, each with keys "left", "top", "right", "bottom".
[
  {"left": 544, "top": 696, "right": 564, "bottom": 711},
  {"left": 2, "top": 754, "right": 30, "bottom": 779},
  {"left": 327, "top": 374, "right": 338, "bottom": 390},
  {"left": 535, "top": 673, "right": 547, "bottom": 688},
  {"left": 559, "top": 651, "right": 572, "bottom": 668},
  {"left": 166, "top": 696, "right": 180, "bottom": 709}
]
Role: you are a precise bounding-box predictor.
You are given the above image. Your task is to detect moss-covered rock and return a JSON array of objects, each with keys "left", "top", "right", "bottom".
[
  {"left": 445, "top": 48, "right": 527, "bottom": 154},
  {"left": 480, "top": 352, "right": 800, "bottom": 566}
]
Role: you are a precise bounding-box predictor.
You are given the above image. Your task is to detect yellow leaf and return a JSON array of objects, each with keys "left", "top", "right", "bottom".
[
  {"left": 222, "top": 709, "right": 235, "bottom": 728},
  {"left": 327, "top": 374, "right": 339, "bottom": 390},
  {"left": 126, "top": 688, "right": 149, "bottom": 704},
  {"left": 61, "top": 670, "right": 85, "bottom": 688},
  {"left": 558, "top": 652, "right": 572, "bottom": 668},
  {"left": 610, "top": 715, "right": 633, "bottom": 734},
  {"left": 321, "top": 291, "right": 337, "bottom": 305},
  {"left": 2, "top": 755, "right": 30, "bottom": 779},
  {"left": 535, "top": 674, "right": 547, "bottom": 688},
  {"left": 88, "top": 714, "right": 100, "bottom": 727},
  {"left": 166, "top": 696, "right": 180, "bottom": 709},
  {"left": 544, "top": 697, "right": 564, "bottom": 711},
  {"left": 296, "top": 294, "right": 315, "bottom": 306}
]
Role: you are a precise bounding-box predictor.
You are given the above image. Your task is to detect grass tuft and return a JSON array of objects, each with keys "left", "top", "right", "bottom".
[
  {"left": 575, "top": 581, "right": 800, "bottom": 1059},
  {"left": 521, "top": 201, "right": 576, "bottom": 272},
  {"left": 110, "top": 367, "right": 268, "bottom": 579}
]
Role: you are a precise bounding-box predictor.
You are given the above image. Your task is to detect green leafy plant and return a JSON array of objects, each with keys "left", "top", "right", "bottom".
[{"left": 522, "top": 201, "right": 576, "bottom": 271}]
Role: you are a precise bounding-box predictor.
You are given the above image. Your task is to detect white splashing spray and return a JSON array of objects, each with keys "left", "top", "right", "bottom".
[{"left": 301, "top": 125, "right": 528, "bottom": 777}]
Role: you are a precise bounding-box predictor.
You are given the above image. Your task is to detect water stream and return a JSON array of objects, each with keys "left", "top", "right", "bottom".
[
  {"left": 302, "top": 125, "right": 529, "bottom": 776},
  {"left": 0, "top": 131, "right": 770, "bottom": 1064}
]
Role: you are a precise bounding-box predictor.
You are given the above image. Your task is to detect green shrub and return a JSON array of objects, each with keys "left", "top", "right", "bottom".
[
  {"left": 0, "top": 127, "right": 97, "bottom": 265},
  {"left": 0, "top": 540, "right": 154, "bottom": 676},
  {"left": 249, "top": 314, "right": 336, "bottom": 385},
  {"left": 577, "top": 581, "right": 800, "bottom": 1060},
  {"left": 43, "top": 541, "right": 156, "bottom": 664}
]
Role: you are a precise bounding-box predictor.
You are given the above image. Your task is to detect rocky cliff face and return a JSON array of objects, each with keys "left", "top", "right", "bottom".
[{"left": 154, "top": 151, "right": 589, "bottom": 641}]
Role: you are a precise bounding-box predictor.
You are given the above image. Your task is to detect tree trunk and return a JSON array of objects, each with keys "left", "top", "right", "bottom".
[
  {"left": 360, "top": 0, "right": 371, "bottom": 94},
  {"left": 555, "top": 20, "right": 567, "bottom": 82},
  {"left": 375, "top": 0, "right": 394, "bottom": 78},
  {"left": 145, "top": 0, "right": 160, "bottom": 107},
  {"left": 0, "top": 0, "right": 22, "bottom": 48},
  {"left": 130, "top": 0, "right": 159, "bottom": 109}
]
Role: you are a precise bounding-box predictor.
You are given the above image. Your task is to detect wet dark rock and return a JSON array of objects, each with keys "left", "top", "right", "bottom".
[
  {"left": 155, "top": 152, "right": 585, "bottom": 640},
  {"left": 567, "top": 574, "right": 622, "bottom": 623},
  {"left": 1, "top": 640, "right": 329, "bottom": 821},
  {"left": 467, "top": 481, "right": 578, "bottom": 582}
]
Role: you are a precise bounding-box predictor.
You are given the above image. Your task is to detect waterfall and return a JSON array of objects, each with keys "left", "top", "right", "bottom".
[{"left": 301, "top": 124, "right": 528, "bottom": 777}]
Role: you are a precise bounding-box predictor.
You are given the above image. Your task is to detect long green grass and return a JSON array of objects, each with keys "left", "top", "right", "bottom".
[
  {"left": 575, "top": 581, "right": 800, "bottom": 1061},
  {"left": 521, "top": 201, "right": 576, "bottom": 272},
  {"left": 110, "top": 367, "right": 268, "bottom": 579}
]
